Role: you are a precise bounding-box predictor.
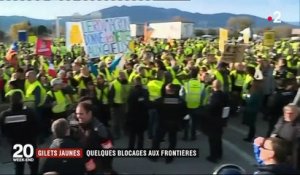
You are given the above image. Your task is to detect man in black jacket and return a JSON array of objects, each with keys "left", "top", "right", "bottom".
[
  {"left": 151, "top": 83, "right": 187, "bottom": 163},
  {"left": 41, "top": 118, "right": 86, "bottom": 174},
  {"left": 203, "top": 80, "right": 229, "bottom": 163},
  {"left": 68, "top": 102, "right": 114, "bottom": 174},
  {"left": 126, "top": 77, "right": 149, "bottom": 149},
  {"left": 0, "top": 91, "right": 39, "bottom": 175}
]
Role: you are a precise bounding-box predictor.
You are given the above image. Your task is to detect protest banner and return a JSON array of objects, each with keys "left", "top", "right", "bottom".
[
  {"left": 221, "top": 43, "right": 247, "bottom": 63},
  {"left": 35, "top": 38, "right": 52, "bottom": 57},
  {"left": 81, "top": 16, "right": 131, "bottom": 59},
  {"left": 65, "top": 22, "right": 84, "bottom": 49},
  {"left": 219, "top": 28, "right": 228, "bottom": 52},
  {"left": 18, "top": 30, "right": 28, "bottom": 42},
  {"left": 263, "top": 31, "right": 275, "bottom": 47}
]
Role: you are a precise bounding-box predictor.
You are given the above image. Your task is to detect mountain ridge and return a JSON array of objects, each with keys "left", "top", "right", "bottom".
[{"left": 0, "top": 5, "right": 297, "bottom": 32}]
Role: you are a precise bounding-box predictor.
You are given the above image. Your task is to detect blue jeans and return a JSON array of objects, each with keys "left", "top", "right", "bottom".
[{"left": 148, "top": 109, "right": 158, "bottom": 139}]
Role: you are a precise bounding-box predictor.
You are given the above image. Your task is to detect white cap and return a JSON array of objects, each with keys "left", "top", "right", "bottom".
[{"left": 50, "top": 78, "right": 62, "bottom": 86}]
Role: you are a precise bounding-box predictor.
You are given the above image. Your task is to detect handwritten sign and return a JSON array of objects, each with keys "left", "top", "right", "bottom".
[
  {"left": 81, "top": 17, "right": 131, "bottom": 59},
  {"left": 221, "top": 44, "right": 247, "bottom": 63},
  {"left": 263, "top": 31, "right": 275, "bottom": 47}
]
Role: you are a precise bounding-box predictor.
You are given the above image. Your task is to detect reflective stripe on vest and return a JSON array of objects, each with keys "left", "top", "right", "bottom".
[{"left": 184, "top": 79, "right": 204, "bottom": 109}]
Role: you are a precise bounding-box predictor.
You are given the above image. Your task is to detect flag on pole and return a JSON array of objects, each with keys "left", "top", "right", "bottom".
[
  {"left": 48, "top": 62, "right": 57, "bottom": 78},
  {"left": 5, "top": 42, "right": 18, "bottom": 68},
  {"left": 109, "top": 54, "right": 124, "bottom": 73},
  {"left": 144, "top": 22, "right": 153, "bottom": 44}
]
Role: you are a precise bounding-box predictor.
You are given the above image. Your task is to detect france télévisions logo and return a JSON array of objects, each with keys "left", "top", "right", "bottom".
[{"left": 12, "top": 144, "right": 34, "bottom": 162}]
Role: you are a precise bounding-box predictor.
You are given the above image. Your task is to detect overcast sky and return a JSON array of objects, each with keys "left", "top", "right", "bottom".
[{"left": 0, "top": 0, "right": 299, "bottom": 22}]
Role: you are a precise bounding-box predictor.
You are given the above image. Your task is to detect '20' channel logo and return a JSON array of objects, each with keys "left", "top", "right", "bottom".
[{"left": 12, "top": 144, "right": 34, "bottom": 162}]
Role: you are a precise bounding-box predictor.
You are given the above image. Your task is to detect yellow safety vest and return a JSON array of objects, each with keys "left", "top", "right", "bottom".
[
  {"left": 184, "top": 79, "right": 204, "bottom": 109},
  {"left": 98, "top": 87, "right": 109, "bottom": 105},
  {"left": 147, "top": 80, "right": 164, "bottom": 101},
  {"left": 5, "top": 89, "right": 25, "bottom": 100},
  {"left": 230, "top": 70, "right": 245, "bottom": 87},
  {"left": 242, "top": 74, "right": 254, "bottom": 99},
  {"left": 98, "top": 68, "right": 113, "bottom": 82},
  {"left": 202, "top": 85, "right": 212, "bottom": 106},
  {"left": 167, "top": 67, "right": 176, "bottom": 79},
  {"left": 25, "top": 81, "right": 46, "bottom": 107},
  {"left": 112, "top": 80, "right": 130, "bottom": 104},
  {"left": 214, "top": 70, "right": 232, "bottom": 92},
  {"left": 47, "top": 90, "right": 67, "bottom": 113}
]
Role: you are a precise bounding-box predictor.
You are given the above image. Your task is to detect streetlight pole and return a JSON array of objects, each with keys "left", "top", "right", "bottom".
[{"left": 56, "top": 17, "right": 60, "bottom": 38}]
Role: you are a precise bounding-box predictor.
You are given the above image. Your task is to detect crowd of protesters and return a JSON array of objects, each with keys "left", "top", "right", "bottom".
[{"left": 0, "top": 36, "right": 299, "bottom": 174}]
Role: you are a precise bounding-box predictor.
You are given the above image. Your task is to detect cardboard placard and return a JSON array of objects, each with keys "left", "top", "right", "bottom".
[
  {"left": 263, "top": 31, "right": 275, "bottom": 46},
  {"left": 221, "top": 43, "right": 247, "bottom": 63}
]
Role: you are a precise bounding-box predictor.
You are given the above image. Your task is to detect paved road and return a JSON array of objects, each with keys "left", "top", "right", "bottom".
[{"left": 0, "top": 104, "right": 269, "bottom": 174}]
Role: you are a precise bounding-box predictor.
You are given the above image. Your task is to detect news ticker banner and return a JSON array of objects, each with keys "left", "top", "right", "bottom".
[{"left": 12, "top": 144, "right": 199, "bottom": 162}]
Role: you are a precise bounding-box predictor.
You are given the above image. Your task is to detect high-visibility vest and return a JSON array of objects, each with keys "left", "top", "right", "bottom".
[
  {"left": 98, "top": 68, "right": 113, "bottom": 82},
  {"left": 242, "top": 74, "right": 254, "bottom": 99},
  {"left": 5, "top": 89, "right": 25, "bottom": 100},
  {"left": 112, "top": 80, "right": 130, "bottom": 104},
  {"left": 184, "top": 79, "right": 204, "bottom": 109},
  {"left": 97, "top": 86, "right": 109, "bottom": 105},
  {"left": 128, "top": 71, "right": 137, "bottom": 83},
  {"left": 47, "top": 90, "right": 67, "bottom": 113},
  {"left": 230, "top": 70, "right": 246, "bottom": 87},
  {"left": 147, "top": 80, "right": 164, "bottom": 101},
  {"left": 60, "top": 46, "right": 67, "bottom": 56},
  {"left": 214, "top": 70, "right": 232, "bottom": 92},
  {"left": 167, "top": 67, "right": 176, "bottom": 79},
  {"left": 25, "top": 81, "right": 46, "bottom": 107},
  {"left": 172, "top": 78, "right": 182, "bottom": 86},
  {"left": 201, "top": 85, "right": 212, "bottom": 106}
]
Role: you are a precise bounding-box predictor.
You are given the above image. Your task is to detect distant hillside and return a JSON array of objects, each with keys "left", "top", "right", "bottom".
[
  {"left": 0, "top": 16, "right": 53, "bottom": 32},
  {"left": 0, "top": 5, "right": 294, "bottom": 32},
  {"left": 287, "top": 22, "right": 300, "bottom": 26}
]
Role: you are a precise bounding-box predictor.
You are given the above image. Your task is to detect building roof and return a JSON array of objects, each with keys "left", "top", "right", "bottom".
[{"left": 292, "top": 28, "right": 300, "bottom": 35}]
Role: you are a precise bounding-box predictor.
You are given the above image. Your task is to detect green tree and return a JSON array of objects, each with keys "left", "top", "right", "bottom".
[
  {"left": 227, "top": 16, "right": 253, "bottom": 32},
  {"left": 207, "top": 28, "right": 218, "bottom": 35},
  {"left": 0, "top": 30, "right": 5, "bottom": 41},
  {"left": 195, "top": 29, "right": 206, "bottom": 36}
]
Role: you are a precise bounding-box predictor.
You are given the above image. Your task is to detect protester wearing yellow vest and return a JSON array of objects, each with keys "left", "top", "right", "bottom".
[
  {"left": 213, "top": 63, "right": 232, "bottom": 93},
  {"left": 24, "top": 70, "right": 46, "bottom": 109},
  {"left": 109, "top": 71, "right": 130, "bottom": 139},
  {"left": 5, "top": 80, "right": 25, "bottom": 102},
  {"left": 180, "top": 67, "right": 205, "bottom": 141},
  {"left": 44, "top": 78, "right": 68, "bottom": 120},
  {"left": 230, "top": 63, "right": 246, "bottom": 115},
  {"left": 97, "top": 74, "right": 110, "bottom": 127},
  {"left": 147, "top": 70, "right": 164, "bottom": 139},
  {"left": 242, "top": 66, "right": 255, "bottom": 100},
  {"left": 98, "top": 61, "right": 113, "bottom": 82}
]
